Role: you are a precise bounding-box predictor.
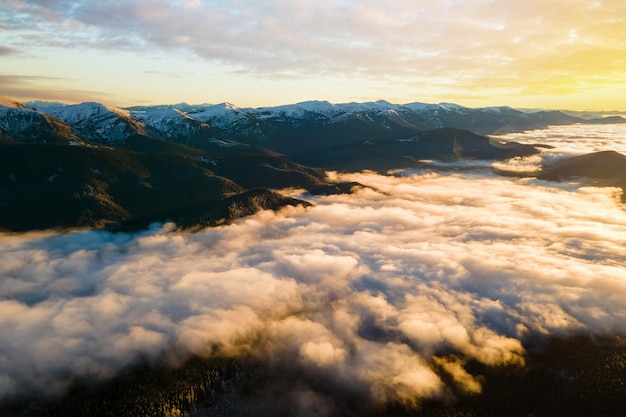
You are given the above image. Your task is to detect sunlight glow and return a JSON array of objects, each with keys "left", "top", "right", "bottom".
[{"left": 0, "top": 1, "right": 624, "bottom": 109}]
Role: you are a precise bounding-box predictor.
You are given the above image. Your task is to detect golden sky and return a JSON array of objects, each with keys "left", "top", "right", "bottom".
[{"left": 1, "top": 0, "right": 625, "bottom": 109}]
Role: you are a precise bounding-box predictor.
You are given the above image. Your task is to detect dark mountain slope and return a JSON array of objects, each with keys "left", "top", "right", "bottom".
[
  {"left": 583, "top": 115, "right": 626, "bottom": 124},
  {"left": 411, "top": 128, "right": 539, "bottom": 159},
  {"left": 178, "top": 188, "right": 313, "bottom": 230},
  {"left": 0, "top": 141, "right": 312, "bottom": 232},
  {"left": 250, "top": 115, "right": 426, "bottom": 154},
  {"left": 119, "top": 137, "right": 359, "bottom": 195},
  {"left": 539, "top": 151, "right": 626, "bottom": 181},
  {"left": 538, "top": 150, "right": 626, "bottom": 202},
  {"left": 204, "top": 147, "right": 330, "bottom": 190},
  {"left": 295, "top": 128, "right": 540, "bottom": 171},
  {"left": 523, "top": 110, "right": 581, "bottom": 126}
]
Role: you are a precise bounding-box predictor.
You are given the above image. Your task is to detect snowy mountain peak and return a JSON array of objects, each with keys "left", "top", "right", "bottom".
[
  {"left": 128, "top": 106, "right": 211, "bottom": 140},
  {"left": 478, "top": 106, "right": 517, "bottom": 114},
  {"left": 24, "top": 100, "right": 68, "bottom": 109},
  {"left": 219, "top": 102, "right": 241, "bottom": 112},
  {"left": 173, "top": 108, "right": 195, "bottom": 120},
  {"left": 438, "top": 102, "right": 468, "bottom": 111},
  {"left": 103, "top": 103, "right": 131, "bottom": 118},
  {"left": 186, "top": 102, "right": 255, "bottom": 127},
  {"left": 402, "top": 102, "right": 438, "bottom": 112},
  {"left": 289, "top": 100, "right": 334, "bottom": 110},
  {"left": 32, "top": 101, "right": 156, "bottom": 143},
  {"left": 339, "top": 100, "right": 402, "bottom": 114},
  {"left": 42, "top": 102, "right": 131, "bottom": 124},
  {"left": 0, "top": 97, "right": 75, "bottom": 142},
  {"left": 4, "top": 94, "right": 616, "bottom": 150},
  {"left": 258, "top": 100, "right": 337, "bottom": 119}
]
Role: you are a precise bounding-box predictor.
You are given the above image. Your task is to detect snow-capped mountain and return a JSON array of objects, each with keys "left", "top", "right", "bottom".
[
  {"left": 257, "top": 100, "right": 339, "bottom": 120},
  {"left": 254, "top": 100, "right": 420, "bottom": 131},
  {"left": 0, "top": 95, "right": 76, "bottom": 143},
  {"left": 129, "top": 107, "right": 213, "bottom": 141},
  {"left": 30, "top": 102, "right": 161, "bottom": 144},
  {"left": 4, "top": 93, "right": 625, "bottom": 233},
  {"left": 3, "top": 96, "right": 622, "bottom": 151}
]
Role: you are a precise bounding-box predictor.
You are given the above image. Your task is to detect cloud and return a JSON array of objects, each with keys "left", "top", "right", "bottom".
[
  {"left": 1, "top": 125, "right": 626, "bottom": 412},
  {"left": 142, "top": 70, "right": 189, "bottom": 79},
  {"left": 434, "top": 355, "right": 482, "bottom": 394},
  {"left": 2, "top": 0, "right": 626, "bottom": 98},
  {"left": 0, "top": 74, "right": 112, "bottom": 104},
  {"left": 0, "top": 45, "right": 18, "bottom": 55},
  {"left": 496, "top": 123, "right": 626, "bottom": 157}
]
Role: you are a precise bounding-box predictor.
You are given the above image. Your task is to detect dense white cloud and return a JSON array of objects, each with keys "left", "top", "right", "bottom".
[
  {"left": 498, "top": 123, "right": 626, "bottom": 156},
  {"left": 1, "top": 125, "right": 626, "bottom": 410}
]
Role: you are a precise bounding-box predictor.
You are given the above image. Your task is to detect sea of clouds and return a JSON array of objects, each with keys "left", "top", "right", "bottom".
[{"left": 1, "top": 124, "right": 626, "bottom": 411}]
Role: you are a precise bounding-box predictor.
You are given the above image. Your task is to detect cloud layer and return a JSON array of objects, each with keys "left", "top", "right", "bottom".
[
  {"left": 1, "top": 126, "right": 626, "bottom": 411},
  {"left": 492, "top": 123, "right": 626, "bottom": 172}
]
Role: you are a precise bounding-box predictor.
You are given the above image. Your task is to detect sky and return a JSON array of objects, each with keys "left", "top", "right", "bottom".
[
  {"left": 1, "top": 124, "right": 626, "bottom": 411},
  {"left": 1, "top": 1, "right": 626, "bottom": 110}
]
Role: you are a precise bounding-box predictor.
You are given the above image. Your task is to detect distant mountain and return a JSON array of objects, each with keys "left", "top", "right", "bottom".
[
  {"left": 294, "top": 128, "right": 540, "bottom": 171},
  {"left": 538, "top": 150, "right": 626, "bottom": 202},
  {"left": 171, "top": 100, "right": 619, "bottom": 153},
  {"left": 12, "top": 95, "right": 622, "bottom": 153},
  {"left": 3, "top": 94, "right": 620, "bottom": 231},
  {"left": 539, "top": 151, "right": 626, "bottom": 181},
  {"left": 551, "top": 109, "right": 626, "bottom": 120},
  {"left": 30, "top": 102, "right": 163, "bottom": 144},
  {"left": 129, "top": 106, "right": 219, "bottom": 143},
  {"left": 0, "top": 96, "right": 78, "bottom": 144},
  {"left": 583, "top": 116, "right": 626, "bottom": 125}
]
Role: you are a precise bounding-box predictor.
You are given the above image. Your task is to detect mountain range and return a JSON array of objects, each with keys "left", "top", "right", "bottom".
[
  {"left": 1, "top": 95, "right": 624, "bottom": 231},
  {"left": 10, "top": 97, "right": 622, "bottom": 150}
]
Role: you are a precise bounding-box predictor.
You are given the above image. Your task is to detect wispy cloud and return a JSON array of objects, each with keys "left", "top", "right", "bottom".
[
  {"left": 142, "top": 69, "right": 191, "bottom": 79},
  {"left": 2, "top": 0, "right": 625, "bottom": 95},
  {"left": 0, "top": 74, "right": 112, "bottom": 104},
  {"left": 0, "top": 45, "right": 18, "bottom": 55}
]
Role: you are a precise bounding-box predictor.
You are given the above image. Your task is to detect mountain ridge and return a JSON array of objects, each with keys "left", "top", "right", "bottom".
[
  {"left": 2, "top": 94, "right": 624, "bottom": 232},
  {"left": 16, "top": 96, "right": 626, "bottom": 151}
]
